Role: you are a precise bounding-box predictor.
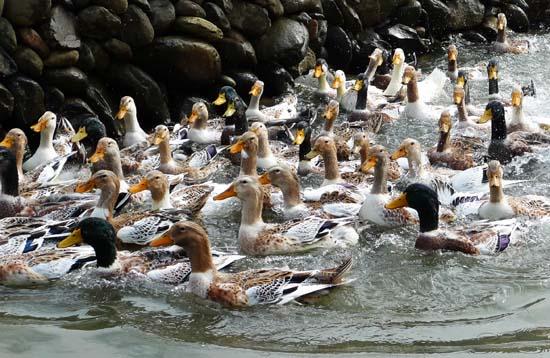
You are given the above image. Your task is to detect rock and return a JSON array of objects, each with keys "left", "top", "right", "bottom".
[
  {"left": 504, "top": 4, "right": 529, "bottom": 32},
  {"left": 44, "top": 50, "right": 80, "bottom": 67},
  {"left": 256, "top": 18, "right": 309, "bottom": 67},
  {"left": 250, "top": 0, "right": 284, "bottom": 17},
  {"left": 85, "top": 40, "right": 110, "bottom": 70},
  {"left": 176, "top": 0, "right": 206, "bottom": 17},
  {"left": 462, "top": 30, "right": 486, "bottom": 43},
  {"left": 0, "top": 48, "right": 17, "bottom": 78},
  {"left": 479, "top": 16, "right": 497, "bottom": 42},
  {"left": 356, "top": 28, "right": 391, "bottom": 54},
  {"left": 0, "top": 0, "right": 4, "bottom": 15},
  {"left": 0, "top": 18, "right": 17, "bottom": 54},
  {"left": 352, "top": 0, "right": 406, "bottom": 28},
  {"left": 106, "top": 63, "right": 170, "bottom": 127},
  {"left": 0, "top": 84, "right": 14, "bottom": 120},
  {"left": 85, "top": 83, "right": 118, "bottom": 136},
  {"left": 384, "top": 24, "right": 428, "bottom": 54},
  {"left": 446, "top": 0, "right": 484, "bottom": 30},
  {"left": 212, "top": 0, "right": 231, "bottom": 13},
  {"left": 129, "top": 0, "right": 151, "bottom": 13},
  {"left": 121, "top": 5, "right": 155, "bottom": 47},
  {"left": 77, "top": 41, "right": 95, "bottom": 71},
  {"left": 227, "top": 0, "right": 271, "bottom": 38},
  {"left": 136, "top": 36, "right": 221, "bottom": 85},
  {"left": 91, "top": 0, "right": 128, "bottom": 14},
  {"left": 6, "top": 76, "right": 45, "bottom": 130},
  {"left": 256, "top": 62, "right": 294, "bottom": 96},
  {"left": 18, "top": 28, "right": 50, "bottom": 58},
  {"left": 335, "top": 0, "right": 362, "bottom": 33},
  {"left": 103, "top": 38, "right": 133, "bottom": 61},
  {"left": 394, "top": 0, "right": 422, "bottom": 27},
  {"left": 420, "top": 0, "right": 450, "bottom": 37},
  {"left": 324, "top": 26, "right": 352, "bottom": 69},
  {"left": 320, "top": 0, "right": 343, "bottom": 26},
  {"left": 73, "top": 0, "right": 91, "bottom": 8},
  {"left": 150, "top": 0, "right": 176, "bottom": 34},
  {"left": 173, "top": 16, "right": 224, "bottom": 41},
  {"left": 78, "top": 6, "right": 122, "bottom": 40},
  {"left": 216, "top": 30, "right": 256, "bottom": 69},
  {"left": 13, "top": 47, "right": 43, "bottom": 78},
  {"left": 43, "top": 86, "right": 65, "bottom": 112},
  {"left": 281, "top": 0, "right": 322, "bottom": 14},
  {"left": 43, "top": 67, "right": 89, "bottom": 94},
  {"left": 4, "top": 0, "right": 51, "bottom": 26},
  {"left": 40, "top": 5, "right": 80, "bottom": 49},
  {"left": 204, "top": 2, "right": 230, "bottom": 32}
]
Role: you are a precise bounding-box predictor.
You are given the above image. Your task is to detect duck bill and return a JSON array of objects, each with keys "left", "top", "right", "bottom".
[
  {"left": 213, "top": 93, "right": 226, "bottom": 106},
  {"left": 30, "top": 117, "right": 48, "bottom": 132},
  {"left": 75, "top": 179, "right": 96, "bottom": 193},
  {"left": 385, "top": 193, "right": 408, "bottom": 209},
  {"left": 249, "top": 84, "right": 262, "bottom": 97},
  {"left": 361, "top": 157, "right": 377, "bottom": 172},
  {"left": 313, "top": 65, "right": 323, "bottom": 78},
  {"left": 402, "top": 75, "right": 411, "bottom": 85},
  {"left": 479, "top": 109, "right": 493, "bottom": 124},
  {"left": 392, "top": 54, "right": 402, "bottom": 65},
  {"left": 213, "top": 184, "right": 237, "bottom": 200},
  {"left": 305, "top": 150, "right": 320, "bottom": 160},
  {"left": 331, "top": 77, "right": 342, "bottom": 89},
  {"left": 116, "top": 106, "right": 128, "bottom": 120},
  {"left": 390, "top": 148, "right": 407, "bottom": 160},
  {"left": 187, "top": 111, "right": 198, "bottom": 125},
  {"left": 488, "top": 67, "right": 498, "bottom": 80},
  {"left": 223, "top": 102, "right": 236, "bottom": 117},
  {"left": 0, "top": 136, "right": 13, "bottom": 148},
  {"left": 453, "top": 93, "right": 463, "bottom": 105},
  {"left": 440, "top": 122, "right": 450, "bottom": 134},
  {"left": 258, "top": 173, "right": 271, "bottom": 185},
  {"left": 489, "top": 175, "right": 500, "bottom": 188},
  {"left": 129, "top": 178, "right": 149, "bottom": 194},
  {"left": 448, "top": 52, "right": 457, "bottom": 62},
  {"left": 229, "top": 140, "right": 244, "bottom": 154},
  {"left": 58, "top": 228, "right": 83, "bottom": 248},
  {"left": 153, "top": 134, "right": 164, "bottom": 145},
  {"left": 71, "top": 127, "right": 88, "bottom": 143},
  {"left": 354, "top": 80, "right": 364, "bottom": 92},
  {"left": 149, "top": 232, "right": 174, "bottom": 247},
  {"left": 293, "top": 129, "right": 305, "bottom": 145},
  {"left": 89, "top": 147, "right": 105, "bottom": 163},
  {"left": 456, "top": 77, "right": 465, "bottom": 87},
  {"left": 511, "top": 92, "right": 522, "bottom": 107}
]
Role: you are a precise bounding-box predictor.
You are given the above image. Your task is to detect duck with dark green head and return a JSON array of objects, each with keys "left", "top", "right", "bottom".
[
  {"left": 293, "top": 121, "right": 318, "bottom": 176},
  {"left": 213, "top": 86, "right": 248, "bottom": 145},
  {"left": 0, "top": 148, "right": 31, "bottom": 218},
  {"left": 71, "top": 117, "right": 107, "bottom": 157},
  {"left": 487, "top": 60, "right": 500, "bottom": 100},
  {"left": 385, "top": 183, "right": 519, "bottom": 255},
  {"left": 58, "top": 217, "right": 243, "bottom": 284}
]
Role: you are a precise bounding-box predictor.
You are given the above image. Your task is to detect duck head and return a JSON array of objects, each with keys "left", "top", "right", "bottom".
[
  {"left": 331, "top": 70, "right": 346, "bottom": 89},
  {"left": 511, "top": 85, "right": 523, "bottom": 108},
  {"left": 365, "top": 48, "right": 385, "bottom": 81},
  {"left": 71, "top": 117, "right": 107, "bottom": 148},
  {"left": 456, "top": 70, "right": 468, "bottom": 88},
  {"left": 230, "top": 131, "right": 258, "bottom": 155},
  {"left": 497, "top": 13, "right": 507, "bottom": 32},
  {"left": 249, "top": 80, "right": 264, "bottom": 97},
  {"left": 453, "top": 85, "right": 465, "bottom": 105},
  {"left": 89, "top": 137, "right": 119, "bottom": 164},
  {"left": 479, "top": 101, "right": 507, "bottom": 140},
  {"left": 130, "top": 170, "right": 171, "bottom": 210},
  {"left": 386, "top": 183, "right": 439, "bottom": 232},
  {"left": 187, "top": 102, "right": 209, "bottom": 128},
  {"left": 30, "top": 111, "right": 57, "bottom": 134},
  {"left": 152, "top": 125, "right": 170, "bottom": 145},
  {"left": 116, "top": 96, "right": 136, "bottom": 120},
  {"left": 392, "top": 48, "right": 405, "bottom": 66},
  {"left": 306, "top": 136, "right": 335, "bottom": 160},
  {"left": 313, "top": 58, "right": 329, "bottom": 78}
]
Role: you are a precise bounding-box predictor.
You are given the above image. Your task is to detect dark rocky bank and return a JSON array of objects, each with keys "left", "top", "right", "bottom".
[{"left": 0, "top": 0, "right": 548, "bottom": 149}]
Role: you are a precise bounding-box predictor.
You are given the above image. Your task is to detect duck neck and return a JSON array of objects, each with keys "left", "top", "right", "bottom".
[
  {"left": 234, "top": 101, "right": 248, "bottom": 136},
  {"left": 13, "top": 145, "right": 25, "bottom": 179},
  {"left": 278, "top": 177, "right": 303, "bottom": 208},
  {"left": 151, "top": 187, "right": 173, "bottom": 210},
  {"left": 96, "top": 184, "right": 118, "bottom": 221},
  {"left": 188, "top": 238, "right": 216, "bottom": 274},
  {"left": 257, "top": 132, "right": 273, "bottom": 159},
  {"left": 241, "top": 187, "right": 264, "bottom": 225},
  {"left": 511, "top": 105, "right": 524, "bottom": 125},
  {"left": 407, "top": 78, "right": 419, "bottom": 103},
  {"left": 457, "top": 99, "right": 468, "bottom": 122},
  {"left": 417, "top": 203, "right": 439, "bottom": 233},
  {"left": 323, "top": 118, "right": 335, "bottom": 134},
  {"left": 124, "top": 110, "right": 141, "bottom": 132},
  {"left": 491, "top": 112, "right": 507, "bottom": 141},
  {"left": 408, "top": 151, "right": 424, "bottom": 178},
  {"left": 359, "top": 143, "right": 369, "bottom": 165},
  {"left": 322, "top": 147, "right": 340, "bottom": 182},
  {"left": 105, "top": 152, "right": 125, "bottom": 180},
  {"left": 436, "top": 131, "right": 451, "bottom": 152},
  {"left": 448, "top": 60, "right": 457, "bottom": 75},
  {"left": 39, "top": 127, "right": 55, "bottom": 152},
  {"left": 356, "top": 85, "right": 368, "bottom": 110},
  {"left": 489, "top": 185, "right": 505, "bottom": 204},
  {"left": 336, "top": 83, "right": 346, "bottom": 100},
  {"left": 240, "top": 149, "right": 257, "bottom": 176},
  {"left": 93, "top": 238, "right": 118, "bottom": 268},
  {"left": 318, "top": 74, "right": 330, "bottom": 92},
  {"left": 159, "top": 138, "right": 174, "bottom": 166},
  {"left": 248, "top": 95, "right": 260, "bottom": 111},
  {"left": 193, "top": 113, "right": 208, "bottom": 130},
  {"left": 371, "top": 158, "right": 388, "bottom": 194},
  {"left": 1, "top": 163, "right": 19, "bottom": 196},
  {"left": 489, "top": 79, "right": 499, "bottom": 96},
  {"left": 497, "top": 29, "right": 506, "bottom": 44}
]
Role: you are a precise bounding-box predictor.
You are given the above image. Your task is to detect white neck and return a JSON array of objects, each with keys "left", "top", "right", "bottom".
[
  {"left": 385, "top": 62, "right": 406, "bottom": 95},
  {"left": 336, "top": 83, "right": 346, "bottom": 100},
  {"left": 510, "top": 106, "right": 525, "bottom": 125},
  {"left": 90, "top": 206, "right": 111, "bottom": 220},
  {"left": 124, "top": 109, "right": 142, "bottom": 132},
  {"left": 319, "top": 74, "right": 330, "bottom": 92},
  {"left": 249, "top": 95, "right": 260, "bottom": 111},
  {"left": 39, "top": 128, "right": 55, "bottom": 150},
  {"left": 188, "top": 270, "right": 214, "bottom": 298},
  {"left": 152, "top": 191, "right": 173, "bottom": 210},
  {"left": 407, "top": 151, "right": 424, "bottom": 177}
]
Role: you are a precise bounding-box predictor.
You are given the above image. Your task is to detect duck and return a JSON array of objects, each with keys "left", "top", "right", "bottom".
[
  {"left": 428, "top": 110, "right": 477, "bottom": 170},
  {"left": 348, "top": 74, "right": 391, "bottom": 133},
  {"left": 0, "top": 148, "right": 32, "bottom": 218},
  {"left": 150, "top": 220, "right": 353, "bottom": 306},
  {"left": 313, "top": 58, "right": 336, "bottom": 98},
  {"left": 57, "top": 217, "right": 243, "bottom": 285},
  {"left": 447, "top": 44, "right": 459, "bottom": 81},
  {"left": 246, "top": 80, "right": 297, "bottom": 124},
  {"left": 0, "top": 128, "right": 28, "bottom": 179},
  {"left": 23, "top": 111, "right": 58, "bottom": 171},
  {"left": 486, "top": 60, "right": 501, "bottom": 100},
  {"left": 187, "top": 102, "right": 221, "bottom": 144},
  {"left": 116, "top": 96, "right": 149, "bottom": 148},
  {"left": 292, "top": 121, "right": 320, "bottom": 176},
  {"left": 386, "top": 183, "right": 520, "bottom": 255},
  {"left": 89, "top": 137, "right": 130, "bottom": 192},
  {"left": 358, "top": 145, "right": 417, "bottom": 227},
  {"left": 352, "top": 132, "right": 401, "bottom": 181},
  {"left": 318, "top": 100, "right": 351, "bottom": 161},
  {"left": 249, "top": 122, "right": 279, "bottom": 169},
  {"left": 229, "top": 131, "right": 260, "bottom": 176},
  {"left": 306, "top": 136, "right": 346, "bottom": 186},
  {"left": 453, "top": 85, "right": 489, "bottom": 133},
  {"left": 383, "top": 48, "right": 406, "bottom": 96},
  {"left": 213, "top": 86, "right": 248, "bottom": 144},
  {"left": 507, "top": 85, "right": 543, "bottom": 134},
  {"left": 331, "top": 70, "right": 358, "bottom": 112},
  {"left": 71, "top": 117, "right": 107, "bottom": 155},
  {"left": 453, "top": 160, "right": 550, "bottom": 220},
  {"left": 213, "top": 176, "right": 359, "bottom": 255},
  {"left": 364, "top": 48, "right": 386, "bottom": 83},
  {"left": 456, "top": 70, "right": 472, "bottom": 106},
  {"left": 493, "top": 13, "right": 528, "bottom": 54},
  {"left": 400, "top": 66, "right": 436, "bottom": 121}
]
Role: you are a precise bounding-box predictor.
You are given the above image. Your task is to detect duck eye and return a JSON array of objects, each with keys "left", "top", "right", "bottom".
[
  {"left": 410, "top": 142, "right": 415, "bottom": 145},
  {"left": 324, "top": 140, "right": 329, "bottom": 144}
]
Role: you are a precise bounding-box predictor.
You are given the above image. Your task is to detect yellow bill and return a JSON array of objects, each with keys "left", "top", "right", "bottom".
[
  {"left": 385, "top": 193, "right": 408, "bottom": 209},
  {"left": 71, "top": 127, "right": 88, "bottom": 143},
  {"left": 213, "top": 93, "right": 226, "bottom": 106},
  {"left": 129, "top": 178, "right": 149, "bottom": 194},
  {"left": 213, "top": 184, "right": 237, "bottom": 200},
  {"left": 58, "top": 228, "right": 83, "bottom": 248},
  {"left": 149, "top": 232, "right": 174, "bottom": 247},
  {"left": 390, "top": 148, "right": 407, "bottom": 160},
  {"left": 478, "top": 109, "right": 493, "bottom": 124}
]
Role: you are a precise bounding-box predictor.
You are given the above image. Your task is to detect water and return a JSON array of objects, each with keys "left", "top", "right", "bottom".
[{"left": 3, "top": 32, "right": 550, "bottom": 357}]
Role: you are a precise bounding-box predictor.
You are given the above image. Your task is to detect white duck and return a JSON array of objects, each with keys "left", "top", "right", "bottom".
[
  {"left": 383, "top": 48, "right": 407, "bottom": 96},
  {"left": 187, "top": 102, "right": 221, "bottom": 144},
  {"left": 23, "top": 112, "right": 58, "bottom": 171},
  {"left": 116, "top": 96, "right": 149, "bottom": 147},
  {"left": 246, "top": 80, "right": 297, "bottom": 123}
]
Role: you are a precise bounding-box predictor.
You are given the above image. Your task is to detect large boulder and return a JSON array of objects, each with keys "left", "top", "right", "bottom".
[
  {"left": 41, "top": 5, "right": 81, "bottom": 49},
  {"left": 43, "top": 67, "right": 89, "bottom": 94},
  {"left": 91, "top": 0, "right": 128, "bottom": 14},
  {"left": 78, "top": 6, "right": 122, "bottom": 40},
  {"left": 120, "top": 4, "right": 155, "bottom": 47},
  {"left": 384, "top": 24, "right": 428, "bottom": 54},
  {"left": 250, "top": 0, "right": 284, "bottom": 17},
  {"left": 227, "top": 0, "right": 271, "bottom": 38},
  {"left": 280, "top": 0, "right": 322, "bottom": 15},
  {"left": 173, "top": 16, "right": 224, "bottom": 41},
  {"left": 176, "top": 0, "right": 206, "bottom": 17},
  {"left": 136, "top": 36, "right": 221, "bottom": 86},
  {"left": 335, "top": 0, "right": 362, "bottom": 33},
  {"left": 255, "top": 18, "right": 309, "bottom": 67},
  {"left": 4, "top": 0, "right": 51, "bottom": 26},
  {"left": 103, "top": 39, "right": 133, "bottom": 61},
  {"left": 321, "top": 0, "right": 343, "bottom": 27},
  {"left": 85, "top": 40, "right": 110, "bottom": 70},
  {"left": 106, "top": 64, "right": 170, "bottom": 127},
  {"left": 216, "top": 30, "right": 257, "bottom": 69},
  {"left": 150, "top": 0, "right": 176, "bottom": 35},
  {"left": 204, "top": 2, "right": 230, "bottom": 32},
  {"left": 13, "top": 47, "right": 43, "bottom": 78},
  {"left": 0, "top": 48, "right": 17, "bottom": 78},
  {"left": 352, "top": 0, "right": 407, "bottom": 28},
  {"left": 6, "top": 76, "right": 45, "bottom": 130},
  {"left": 420, "top": 0, "right": 451, "bottom": 37},
  {"left": 325, "top": 26, "right": 352, "bottom": 69},
  {"left": 0, "top": 18, "right": 17, "bottom": 54},
  {"left": 446, "top": 0, "right": 484, "bottom": 30},
  {"left": 0, "top": 84, "right": 14, "bottom": 120},
  {"left": 18, "top": 28, "right": 50, "bottom": 58},
  {"left": 504, "top": 4, "right": 529, "bottom": 32}
]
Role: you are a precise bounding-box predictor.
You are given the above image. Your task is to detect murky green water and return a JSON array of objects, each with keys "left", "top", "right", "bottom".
[{"left": 3, "top": 31, "right": 550, "bottom": 357}]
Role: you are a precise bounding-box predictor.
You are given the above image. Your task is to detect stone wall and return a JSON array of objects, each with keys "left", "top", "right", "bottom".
[{"left": 0, "top": 0, "right": 548, "bottom": 147}]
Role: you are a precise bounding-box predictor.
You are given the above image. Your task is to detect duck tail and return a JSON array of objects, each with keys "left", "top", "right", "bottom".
[{"left": 313, "top": 256, "right": 353, "bottom": 284}]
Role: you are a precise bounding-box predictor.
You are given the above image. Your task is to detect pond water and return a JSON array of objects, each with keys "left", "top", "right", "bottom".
[{"left": 2, "top": 31, "right": 550, "bottom": 357}]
